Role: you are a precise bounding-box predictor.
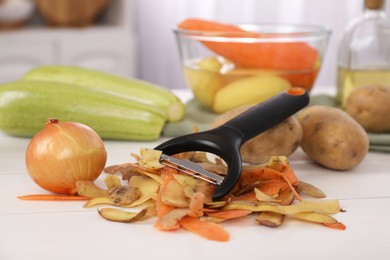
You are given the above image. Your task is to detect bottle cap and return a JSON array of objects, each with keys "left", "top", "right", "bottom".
[{"left": 365, "top": 0, "right": 384, "bottom": 9}]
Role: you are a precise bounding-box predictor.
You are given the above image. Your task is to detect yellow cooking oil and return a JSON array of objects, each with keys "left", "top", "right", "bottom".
[{"left": 336, "top": 67, "right": 390, "bottom": 107}]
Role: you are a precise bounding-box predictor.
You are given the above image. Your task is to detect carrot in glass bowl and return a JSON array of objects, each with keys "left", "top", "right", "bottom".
[{"left": 177, "top": 18, "right": 323, "bottom": 90}]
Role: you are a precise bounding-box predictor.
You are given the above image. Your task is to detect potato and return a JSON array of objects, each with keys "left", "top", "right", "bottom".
[
  {"left": 297, "top": 105, "right": 369, "bottom": 170},
  {"left": 212, "top": 105, "right": 303, "bottom": 164},
  {"left": 345, "top": 85, "right": 390, "bottom": 133}
]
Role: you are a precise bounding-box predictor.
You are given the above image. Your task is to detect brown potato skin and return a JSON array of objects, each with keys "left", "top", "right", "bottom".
[
  {"left": 297, "top": 105, "right": 369, "bottom": 170},
  {"left": 212, "top": 105, "right": 303, "bottom": 164},
  {"left": 345, "top": 85, "right": 390, "bottom": 133}
]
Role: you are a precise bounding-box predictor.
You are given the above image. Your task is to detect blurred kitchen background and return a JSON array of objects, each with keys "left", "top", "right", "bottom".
[{"left": 1, "top": 0, "right": 389, "bottom": 89}]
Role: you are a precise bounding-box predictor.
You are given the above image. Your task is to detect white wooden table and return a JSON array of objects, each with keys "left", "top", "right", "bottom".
[{"left": 1, "top": 88, "right": 390, "bottom": 260}]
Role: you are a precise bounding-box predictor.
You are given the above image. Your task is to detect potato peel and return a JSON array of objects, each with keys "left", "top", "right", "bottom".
[
  {"left": 84, "top": 197, "right": 116, "bottom": 208},
  {"left": 223, "top": 200, "right": 342, "bottom": 215},
  {"left": 296, "top": 181, "right": 327, "bottom": 198},
  {"left": 98, "top": 208, "right": 145, "bottom": 222},
  {"left": 76, "top": 180, "right": 109, "bottom": 198},
  {"left": 256, "top": 188, "right": 295, "bottom": 227},
  {"left": 256, "top": 211, "right": 285, "bottom": 227},
  {"left": 104, "top": 175, "right": 122, "bottom": 190},
  {"left": 82, "top": 149, "right": 346, "bottom": 242}
]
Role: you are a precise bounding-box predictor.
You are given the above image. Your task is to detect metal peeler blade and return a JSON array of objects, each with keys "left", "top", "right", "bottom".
[
  {"left": 155, "top": 88, "right": 310, "bottom": 201},
  {"left": 159, "top": 154, "right": 224, "bottom": 185}
]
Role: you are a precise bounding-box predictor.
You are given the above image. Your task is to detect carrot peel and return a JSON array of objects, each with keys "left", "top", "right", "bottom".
[
  {"left": 322, "top": 222, "right": 347, "bottom": 231},
  {"left": 17, "top": 194, "right": 90, "bottom": 201},
  {"left": 180, "top": 216, "right": 230, "bottom": 242},
  {"left": 206, "top": 209, "right": 252, "bottom": 220},
  {"left": 154, "top": 170, "right": 181, "bottom": 231}
]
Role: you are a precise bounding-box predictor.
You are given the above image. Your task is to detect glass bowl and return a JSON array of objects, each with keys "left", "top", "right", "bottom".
[{"left": 174, "top": 23, "right": 331, "bottom": 113}]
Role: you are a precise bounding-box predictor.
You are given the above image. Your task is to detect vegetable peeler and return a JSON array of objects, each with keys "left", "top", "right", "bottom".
[{"left": 155, "top": 87, "right": 309, "bottom": 201}]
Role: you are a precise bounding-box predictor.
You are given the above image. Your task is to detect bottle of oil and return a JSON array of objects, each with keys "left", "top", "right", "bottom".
[{"left": 337, "top": 0, "right": 390, "bottom": 107}]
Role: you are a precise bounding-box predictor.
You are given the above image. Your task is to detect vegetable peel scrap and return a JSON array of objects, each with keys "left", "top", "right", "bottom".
[
  {"left": 17, "top": 194, "right": 90, "bottom": 201},
  {"left": 75, "top": 150, "right": 346, "bottom": 242},
  {"left": 19, "top": 149, "right": 346, "bottom": 242}
]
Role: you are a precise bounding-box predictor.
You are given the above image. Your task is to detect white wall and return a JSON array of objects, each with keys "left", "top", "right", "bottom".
[{"left": 133, "top": 0, "right": 390, "bottom": 89}]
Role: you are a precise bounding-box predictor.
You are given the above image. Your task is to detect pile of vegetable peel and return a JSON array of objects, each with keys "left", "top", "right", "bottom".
[{"left": 75, "top": 149, "right": 346, "bottom": 242}]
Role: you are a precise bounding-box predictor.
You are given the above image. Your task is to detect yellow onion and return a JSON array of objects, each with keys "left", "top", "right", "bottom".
[{"left": 25, "top": 119, "right": 107, "bottom": 195}]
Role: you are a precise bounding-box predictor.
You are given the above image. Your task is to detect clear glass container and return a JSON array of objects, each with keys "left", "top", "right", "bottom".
[
  {"left": 337, "top": 0, "right": 390, "bottom": 107},
  {"left": 174, "top": 23, "right": 330, "bottom": 112}
]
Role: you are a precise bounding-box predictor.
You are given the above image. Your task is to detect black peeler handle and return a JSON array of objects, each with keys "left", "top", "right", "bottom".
[
  {"left": 155, "top": 87, "right": 309, "bottom": 201},
  {"left": 220, "top": 88, "right": 309, "bottom": 144}
]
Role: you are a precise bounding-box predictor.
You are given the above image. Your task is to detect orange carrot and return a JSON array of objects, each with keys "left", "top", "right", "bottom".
[
  {"left": 17, "top": 194, "right": 90, "bottom": 201},
  {"left": 178, "top": 18, "right": 246, "bottom": 33},
  {"left": 177, "top": 18, "right": 319, "bottom": 72},
  {"left": 282, "top": 69, "right": 319, "bottom": 91},
  {"left": 206, "top": 209, "right": 252, "bottom": 220},
  {"left": 180, "top": 216, "right": 230, "bottom": 242}
]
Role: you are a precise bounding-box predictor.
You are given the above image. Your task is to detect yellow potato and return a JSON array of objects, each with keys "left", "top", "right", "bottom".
[
  {"left": 212, "top": 105, "right": 302, "bottom": 164},
  {"left": 183, "top": 57, "right": 224, "bottom": 109},
  {"left": 212, "top": 75, "right": 291, "bottom": 113},
  {"left": 297, "top": 105, "right": 369, "bottom": 170},
  {"left": 345, "top": 85, "right": 390, "bottom": 133}
]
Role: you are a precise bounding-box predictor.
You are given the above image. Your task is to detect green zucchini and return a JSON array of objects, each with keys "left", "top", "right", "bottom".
[
  {"left": 22, "top": 65, "right": 185, "bottom": 122},
  {"left": 0, "top": 80, "right": 165, "bottom": 140}
]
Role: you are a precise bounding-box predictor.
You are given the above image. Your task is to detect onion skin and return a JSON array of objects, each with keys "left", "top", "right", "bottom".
[{"left": 25, "top": 119, "right": 107, "bottom": 195}]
